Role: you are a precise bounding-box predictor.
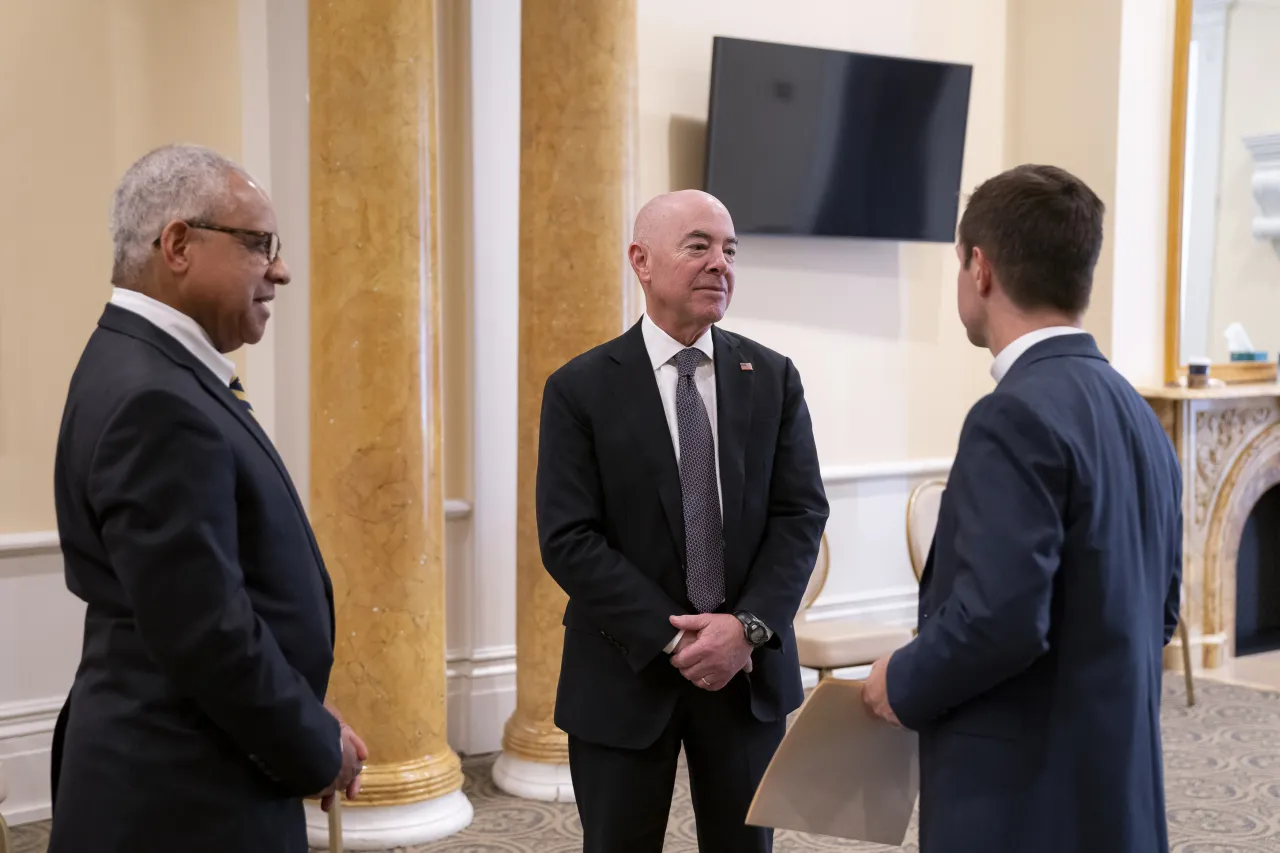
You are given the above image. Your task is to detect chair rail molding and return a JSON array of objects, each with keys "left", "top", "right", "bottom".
[
  {"left": 0, "top": 501, "right": 472, "bottom": 560},
  {"left": 0, "top": 531, "right": 60, "bottom": 557},
  {"left": 820, "top": 457, "right": 952, "bottom": 486}
]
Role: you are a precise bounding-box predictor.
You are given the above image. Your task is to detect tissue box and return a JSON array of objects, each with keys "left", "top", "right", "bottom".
[{"left": 1230, "top": 351, "right": 1269, "bottom": 361}]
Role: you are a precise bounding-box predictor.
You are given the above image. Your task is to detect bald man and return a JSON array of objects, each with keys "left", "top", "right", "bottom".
[{"left": 536, "top": 190, "right": 829, "bottom": 852}]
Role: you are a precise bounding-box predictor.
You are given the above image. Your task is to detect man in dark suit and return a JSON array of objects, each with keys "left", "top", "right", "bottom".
[
  {"left": 863, "top": 165, "right": 1183, "bottom": 853},
  {"left": 536, "top": 189, "right": 829, "bottom": 853},
  {"left": 49, "top": 144, "right": 365, "bottom": 852}
]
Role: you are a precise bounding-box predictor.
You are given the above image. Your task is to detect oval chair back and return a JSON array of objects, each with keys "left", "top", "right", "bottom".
[
  {"left": 798, "top": 532, "right": 830, "bottom": 620},
  {"left": 906, "top": 479, "right": 946, "bottom": 583}
]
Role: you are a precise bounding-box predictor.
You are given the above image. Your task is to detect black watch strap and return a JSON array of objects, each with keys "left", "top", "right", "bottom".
[{"left": 735, "top": 611, "right": 772, "bottom": 647}]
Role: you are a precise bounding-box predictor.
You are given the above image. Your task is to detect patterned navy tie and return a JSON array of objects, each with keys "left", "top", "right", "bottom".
[
  {"left": 674, "top": 347, "right": 725, "bottom": 613},
  {"left": 229, "top": 375, "right": 257, "bottom": 421}
]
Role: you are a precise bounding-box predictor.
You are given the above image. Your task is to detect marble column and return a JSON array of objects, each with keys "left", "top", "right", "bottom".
[
  {"left": 307, "top": 0, "right": 471, "bottom": 847},
  {"left": 492, "top": 0, "right": 637, "bottom": 801}
]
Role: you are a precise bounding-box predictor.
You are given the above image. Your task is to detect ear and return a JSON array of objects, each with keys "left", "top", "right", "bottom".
[
  {"left": 627, "top": 241, "right": 650, "bottom": 285},
  {"left": 157, "top": 219, "right": 194, "bottom": 274},
  {"left": 971, "top": 246, "right": 995, "bottom": 298}
]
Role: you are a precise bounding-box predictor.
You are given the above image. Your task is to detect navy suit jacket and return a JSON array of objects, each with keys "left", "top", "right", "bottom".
[
  {"left": 887, "top": 333, "right": 1182, "bottom": 853},
  {"left": 49, "top": 305, "right": 341, "bottom": 853}
]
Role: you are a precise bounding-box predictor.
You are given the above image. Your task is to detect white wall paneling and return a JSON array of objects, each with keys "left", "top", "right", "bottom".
[
  {"left": 0, "top": 536, "right": 84, "bottom": 826},
  {"left": 807, "top": 460, "right": 949, "bottom": 626}
]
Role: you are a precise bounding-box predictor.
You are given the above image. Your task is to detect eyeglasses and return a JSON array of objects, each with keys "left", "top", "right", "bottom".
[{"left": 153, "top": 220, "right": 282, "bottom": 265}]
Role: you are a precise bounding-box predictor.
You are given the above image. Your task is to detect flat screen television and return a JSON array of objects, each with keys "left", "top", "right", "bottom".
[{"left": 703, "top": 37, "right": 973, "bottom": 242}]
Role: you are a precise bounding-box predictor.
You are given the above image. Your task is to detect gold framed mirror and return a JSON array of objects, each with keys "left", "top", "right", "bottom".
[
  {"left": 1163, "top": 0, "right": 1192, "bottom": 384},
  {"left": 1165, "top": 0, "right": 1280, "bottom": 385}
]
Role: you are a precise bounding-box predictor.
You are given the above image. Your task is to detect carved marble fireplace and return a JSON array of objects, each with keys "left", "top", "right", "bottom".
[{"left": 1142, "top": 384, "right": 1280, "bottom": 671}]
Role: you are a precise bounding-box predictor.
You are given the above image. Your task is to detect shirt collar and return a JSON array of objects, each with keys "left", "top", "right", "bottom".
[
  {"left": 990, "top": 326, "right": 1086, "bottom": 383},
  {"left": 109, "top": 287, "right": 237, "bottom": 385},
  {"left": 641, "top": 313, "right": 715, "bottom": 372}
]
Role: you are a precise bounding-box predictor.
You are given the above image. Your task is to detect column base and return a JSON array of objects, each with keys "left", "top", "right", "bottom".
[
  {"left": 492, "top": 752, "right": 575, "bottom": 802},
  {"left": 304, "top": 791, "right": 474, "bottom": 850}
]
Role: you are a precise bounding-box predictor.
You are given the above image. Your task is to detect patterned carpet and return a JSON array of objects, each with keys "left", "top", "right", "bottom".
[{"left": 10, "top": 675, "right": 1280, "bottom": 852}]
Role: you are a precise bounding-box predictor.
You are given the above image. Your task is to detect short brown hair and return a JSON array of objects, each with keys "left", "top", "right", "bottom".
[{"left": 957, "top": 164, "right": 1104, "bottom": 315}]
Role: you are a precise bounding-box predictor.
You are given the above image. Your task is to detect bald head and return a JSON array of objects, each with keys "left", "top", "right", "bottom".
[
  {"left": 632, "top": 189, "right": 732, "bottom": 245},
  {"left": 628, "top": 190, "right": 737, "bottom": 345}
]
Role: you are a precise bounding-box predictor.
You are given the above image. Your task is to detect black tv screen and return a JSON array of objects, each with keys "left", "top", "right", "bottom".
[{"left": 703, "top": 37, "right": 973, "bottom": 242}]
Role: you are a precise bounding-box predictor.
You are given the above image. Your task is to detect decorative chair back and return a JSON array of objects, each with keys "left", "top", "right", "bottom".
[{"left": 906, "top": 479, "right": 947, "bottom": 582}]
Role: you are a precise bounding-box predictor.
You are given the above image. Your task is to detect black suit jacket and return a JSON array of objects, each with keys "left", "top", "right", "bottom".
[
  {"left": 887, "top": 334, "right": 1182, "bottom": 853},
  {"left": 537, "top": 320, "right": 829, "bottom": 749},
  {"left": 48, "top": 305, "right": 341, "bottom": 853}
]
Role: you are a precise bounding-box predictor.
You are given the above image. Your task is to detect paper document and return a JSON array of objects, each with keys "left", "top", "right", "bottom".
[{"left": 746, "top": 678, "right": 919, "bottom": 845}]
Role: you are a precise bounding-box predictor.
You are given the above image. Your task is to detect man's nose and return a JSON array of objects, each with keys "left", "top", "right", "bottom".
[
  {"left": 269, "top": 256, "right": 292, "bottom": 285},
  {"left": 705, "top": 248, "right": 727, "bottom": 274}
]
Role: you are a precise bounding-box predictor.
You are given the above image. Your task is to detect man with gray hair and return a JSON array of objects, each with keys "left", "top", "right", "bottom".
[{"left": 48, "top": 144, "right": 364, "bottom": 852}]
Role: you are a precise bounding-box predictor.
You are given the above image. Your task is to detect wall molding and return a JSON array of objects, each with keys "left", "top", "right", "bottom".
[
  {"left": 444, "top": 499, "right": 472, "bottom": 520},
  {"left": 820, "top": 457, "right": 952, "bottom": 486},
  {"left": 447, "top": 647, "right": 517, "bottom": 757},
  {"left": 804, "top": 585, "right": 919, "bottom": 627},
  {"left": 446, "top": 644, "right": 517, "bottom": 673},
  {"left": 0, "top": 697, "right": 62, "bottom": 742},
  {"left": 0, "top": 499, "right": 473, "bottom": 560},
  {"left": 1245, "top": 133, "right": 1280, "bottom": 252},
  {"left": 0, "top": 531, "right": 59, "bottom": 557}
]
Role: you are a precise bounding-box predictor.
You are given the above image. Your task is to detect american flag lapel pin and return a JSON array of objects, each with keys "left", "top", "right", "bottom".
[{"left": 740, "top": 362, "right": 753, "bottom": 371}]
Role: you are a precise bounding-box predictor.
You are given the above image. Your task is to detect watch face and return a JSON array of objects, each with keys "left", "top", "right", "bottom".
[{"left": 748, "top": 623, "right": 766, "bottom": 644}]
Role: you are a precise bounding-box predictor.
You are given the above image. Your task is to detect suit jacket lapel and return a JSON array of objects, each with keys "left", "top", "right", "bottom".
[
  {"left": 713, "top": 327, "right": 752, "bottom": 586},
  {"left": 98, "top": 307, "right": 335, "bottom": 621},
  {"left": 186, "top": 365, "right": 337, "bottom": 632},
  {"left": 610, "top": 322, "right": 687, "bottom": 560}
]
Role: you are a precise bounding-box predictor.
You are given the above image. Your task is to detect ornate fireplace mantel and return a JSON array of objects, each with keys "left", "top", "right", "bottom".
[{"left": 1141, "top": 383, "right": 1280, "bottom": 670}]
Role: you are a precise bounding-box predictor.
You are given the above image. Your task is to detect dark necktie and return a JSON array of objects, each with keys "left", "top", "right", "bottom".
[
  {"left": 229, "top": 375, "right": 257, "bottom": 421},
  {"left": 674, "top": 347, "right": 725, "bottom": 613}
]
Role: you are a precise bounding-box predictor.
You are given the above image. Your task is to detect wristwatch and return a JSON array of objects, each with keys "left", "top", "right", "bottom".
[{"left": 734, "top": 611, "right": 772, "bottom": 648}]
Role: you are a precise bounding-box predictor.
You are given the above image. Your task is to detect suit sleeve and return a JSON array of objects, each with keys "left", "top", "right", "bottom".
[
  {"left": 886, "top": 394, "right": 1065, "bottom": 730},
  {"left": 537, "top": 372, "right": 693, "bottom": 672},
  {"left": 87, "top": 389, "right": 341, "bottom": 796},
  {"left": 733, "top": 358, "right": 830, "bottom": 644},
  {"left": 1164, "top": 486, "right": 1184, "bottom": 646}
]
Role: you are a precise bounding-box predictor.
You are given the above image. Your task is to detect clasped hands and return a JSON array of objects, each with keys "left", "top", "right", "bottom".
[
  {"left": 668, "top": 613, "right": 753, "bottom": 691},
  {"left": 317, "top": 701, "right": 369, "bottom": 812}
]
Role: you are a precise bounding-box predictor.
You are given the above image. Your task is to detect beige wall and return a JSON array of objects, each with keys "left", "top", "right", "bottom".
[
  {"left": 638, "top": 0, "right": 1006, "bottom": 463},
  {"left": 0, "top": 0, "right": 242, "bottom": 533},
  {"left": 1206, "top": 2, "right": 1280, "bottom": 363},
  {"left": 1004, "top": 0, "right": 1124, "bottom": 356}
]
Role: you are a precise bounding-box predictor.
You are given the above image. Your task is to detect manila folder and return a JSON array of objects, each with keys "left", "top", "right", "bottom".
[{"left": 746, "top": 678, "right": 919, "bottom": 845}]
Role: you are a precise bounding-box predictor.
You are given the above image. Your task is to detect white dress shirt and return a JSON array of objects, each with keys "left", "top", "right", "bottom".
[
  {"left": 641, "top": 314, "right": 728, "bottom": 656},
  {"left": 989, "top": 326, "right": 1086, "bottom": 383},
  {"left": 109, "top": 287, "right": 237, "bottom": 385}
]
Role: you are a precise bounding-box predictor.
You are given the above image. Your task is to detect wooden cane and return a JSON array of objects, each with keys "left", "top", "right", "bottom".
[
  {"left": 1178, "top": 618, "right": 1195, "bottom": 707},
  {"left": 328, "top": 797, "right": 343, "bottom": 853}
]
